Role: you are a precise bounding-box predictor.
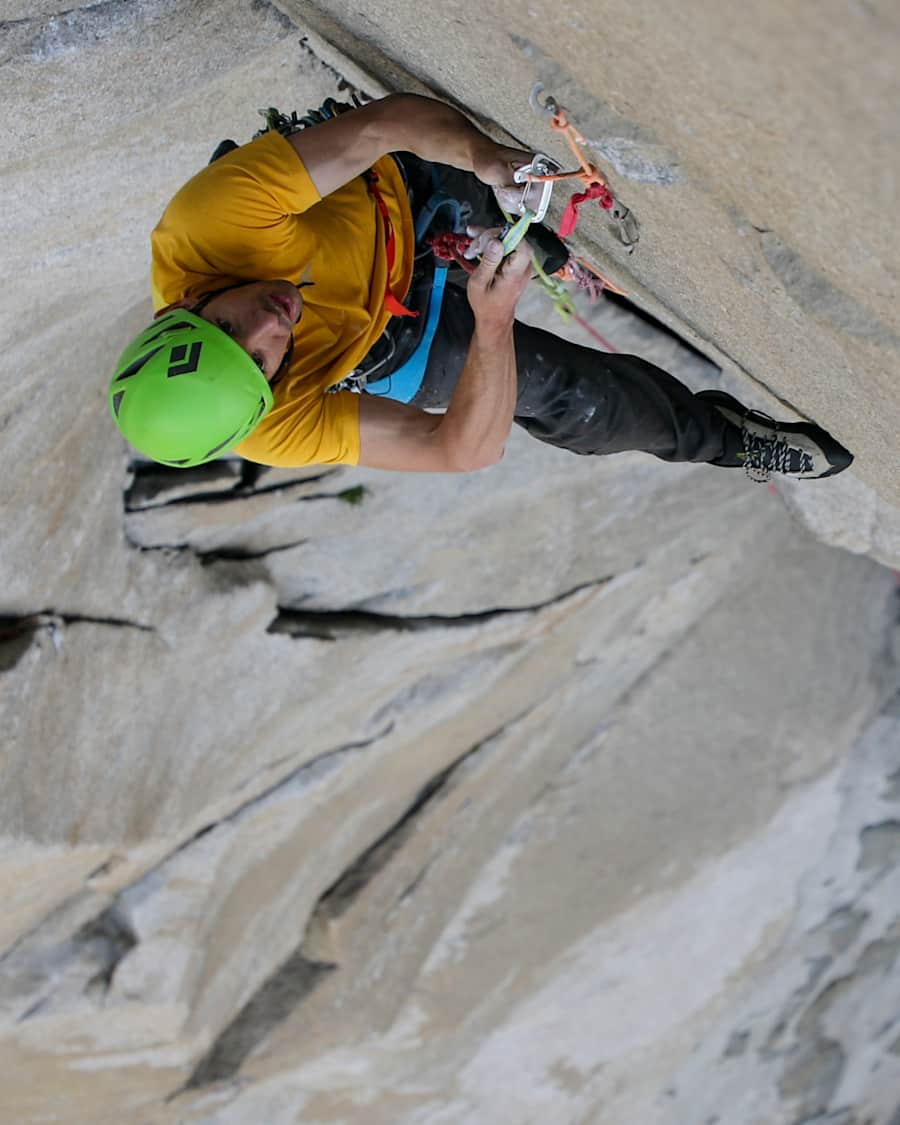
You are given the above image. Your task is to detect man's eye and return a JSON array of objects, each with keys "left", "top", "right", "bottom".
[
  {"left": 216, "top": 319, "right": 234, "bottom": 336},
  {"left": 253, "top": 354, "right": 266, "bottom": 373}
]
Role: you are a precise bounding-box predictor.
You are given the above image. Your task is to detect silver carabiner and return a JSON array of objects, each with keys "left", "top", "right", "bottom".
[{"left": 512, "top": 154, "right": 561, "bottom": 223}]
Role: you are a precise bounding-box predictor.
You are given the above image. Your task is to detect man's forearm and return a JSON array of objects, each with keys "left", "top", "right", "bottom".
[
  {"left": 290, "top": 93, "right": 526, "bottom": 201},
  {"left": 374, "top": 94, "right": 492, "bottom": 173},
  {"left": 434, "top": 326, "right": 518, "bottom": 471}
]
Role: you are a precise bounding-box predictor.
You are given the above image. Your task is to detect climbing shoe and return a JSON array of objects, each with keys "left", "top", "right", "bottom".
[{"left": 698, "top": 389, "right": 853, "bottom": 482}]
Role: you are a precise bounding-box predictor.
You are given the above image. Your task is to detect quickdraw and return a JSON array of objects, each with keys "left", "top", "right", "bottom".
[{"left": 526, "top": 83, "right": 639, "bottom": 248}]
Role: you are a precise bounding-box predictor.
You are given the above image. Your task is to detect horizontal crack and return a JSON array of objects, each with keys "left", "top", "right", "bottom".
[
  {"left": 124, "top": 467, "right": 342, "bottom": 513},
  {"left": 268, "top": 576, "right": 612, "bottom": 640},
  {"left": 198, "top": 539, "right": 308, "bottom": 563},
  {"left": 1, "top": 611, "right": 154, "bottom": 634},
  {"left": 1, "top": 611, "right": 156, "bottom": 673}
]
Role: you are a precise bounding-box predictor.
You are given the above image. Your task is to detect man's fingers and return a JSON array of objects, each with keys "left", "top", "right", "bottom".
[
  {"left": 470, "top": 239, "right": 532, "bottom": 292},
  {"left": 491, "top": 244, "right": 533, "bottom": 293},
  {"left": 492, "top": 185, "right": 523, "bottom": 213},
  {"left": 464, "top": 225, "right": 503, "bottom": 260},
  {"left": 469, "top": 237, "right": 504, "bottom": 287},
  {"left": 503, "top": 243, "right": 533, "bottom": 276}
]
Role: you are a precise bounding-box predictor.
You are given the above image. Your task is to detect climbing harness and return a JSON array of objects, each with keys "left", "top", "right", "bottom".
[{"left": 365, "top": 266, "right": 449, "bottom": 402}]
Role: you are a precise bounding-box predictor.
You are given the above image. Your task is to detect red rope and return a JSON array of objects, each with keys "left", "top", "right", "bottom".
[
  {"left": 427, "top": 232, "right": 477, "bottom": 273},
  {"left": 427, "top": 234, "right": 617, "bottom": 352},
  {"left": 568, "top": 309, "right": 617, "bottom": 352}
]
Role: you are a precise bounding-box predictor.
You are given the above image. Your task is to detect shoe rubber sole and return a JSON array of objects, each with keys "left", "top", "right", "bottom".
[{"left": 696, "top": 389, "right": 853, "bottom": 479}]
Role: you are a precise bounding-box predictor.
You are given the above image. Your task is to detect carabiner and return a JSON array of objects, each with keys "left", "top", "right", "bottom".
[{"left": 512, "top": 153, "right": 561, "bottom": 223}]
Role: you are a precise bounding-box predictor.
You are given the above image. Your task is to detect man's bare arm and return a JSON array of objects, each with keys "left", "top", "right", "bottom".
[
  {"left": 357, "top": 240, "right": 532, "bottom": 472},
  {"left": 287, "top": 93, "right": 530, "bottom": 199}
]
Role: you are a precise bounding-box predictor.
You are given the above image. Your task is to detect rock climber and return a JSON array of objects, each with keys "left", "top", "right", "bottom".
[{"left": 108, "top": 93, "right": 852, "bottom": 482}]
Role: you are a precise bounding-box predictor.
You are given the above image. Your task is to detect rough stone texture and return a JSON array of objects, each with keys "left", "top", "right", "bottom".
[{"left": 3, "top": 1, "right": 900, "bottom": 1123}]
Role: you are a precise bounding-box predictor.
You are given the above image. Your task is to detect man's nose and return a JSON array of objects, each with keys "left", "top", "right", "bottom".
[{"left": 242, "top": 306, "right": 286, "bottom": 346}]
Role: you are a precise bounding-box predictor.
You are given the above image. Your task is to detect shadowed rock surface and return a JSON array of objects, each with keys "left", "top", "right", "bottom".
[{"left": 3, "top": 2, "right": 900, "bottom": 1123}]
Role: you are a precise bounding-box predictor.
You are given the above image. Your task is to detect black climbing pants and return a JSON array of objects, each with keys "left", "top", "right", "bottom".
[{"left": 369, "top": 153, "right": 736, "bottom": 465}]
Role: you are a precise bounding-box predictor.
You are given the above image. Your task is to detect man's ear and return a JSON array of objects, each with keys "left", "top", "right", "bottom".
[{"left": 154, "top": 298, "right": 196, "bottom": 319}]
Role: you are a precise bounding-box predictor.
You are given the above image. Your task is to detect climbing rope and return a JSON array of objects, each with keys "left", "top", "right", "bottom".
[
  {"left": 426, "top": 230, "right": 618, "bottom": 352},
  {"left": 530, "top": 253, "right": 618, "bottom": 352}
]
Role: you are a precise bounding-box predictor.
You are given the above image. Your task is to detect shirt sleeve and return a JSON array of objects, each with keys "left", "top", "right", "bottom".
[
  {"left": 151, "top": 132, "right": 322, "bottom": 304},
  {"left": 172, "top": 130, "right": 320, "bottom": 218},
  {"left": 235, "top": 387, "right": 361, "bottom": 467}
]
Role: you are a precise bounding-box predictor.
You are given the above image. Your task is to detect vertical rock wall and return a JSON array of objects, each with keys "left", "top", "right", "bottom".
[{"left": 2, "top": 2, "right": 900, "bottom": 1122}]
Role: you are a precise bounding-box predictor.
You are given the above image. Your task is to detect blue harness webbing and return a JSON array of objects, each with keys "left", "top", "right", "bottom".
[{"left": 365, "top": 264, "right": 449, "bottom": 403}]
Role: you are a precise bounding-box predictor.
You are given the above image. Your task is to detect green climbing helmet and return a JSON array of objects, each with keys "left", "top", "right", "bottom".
[{"left": 108, "top": 309, "right": 274, "bottom": 467}]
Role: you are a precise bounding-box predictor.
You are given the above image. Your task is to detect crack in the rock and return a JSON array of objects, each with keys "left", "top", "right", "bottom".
[
  {"left": 1, "top": 611, "right": 156, "bottom": 673},
  {"left": 172, "top": 953, "right": 336, "bottom": 1099},
  {"left": 71, "top": 905, "right": 138, "bottom": 1001},
  {"left": 124, "top": 466, "right": 341, "bottom": 513},
  {"left": 123, "top": 532, "right": 311, "bottom": 561},
  {"left": 121, "top": 532, "right": 193, "bottom": 556},
  {"left": 198, "top": 540, "right": 309, "bottom": 563},
  {"left": 1, "top": 611, "right": 154, "bottom": 634},
  {"left": 268, "top": 576, "right": 612, "bottom": 640},
  {"left": 11, "top": 902, "right": 138, "bottom": 1024},
  {"left": 172, "top": 726, "right": 395, "bottom": 851},
  {"left": 601, "top": 291, "right": 720, "bottom": 369},
  {"left": 314, "top": 762, "right": 459, "bottom": 918},
  {"left": 296, "top": 31, "right": 369, "bottom": 96},
  {"left": 398, "top": 856, "right": 436, "bottom": 904}
]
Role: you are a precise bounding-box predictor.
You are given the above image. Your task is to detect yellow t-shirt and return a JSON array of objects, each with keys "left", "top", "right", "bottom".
[{"left": 150, "top": 130, "right": 415, "bottom": 466}]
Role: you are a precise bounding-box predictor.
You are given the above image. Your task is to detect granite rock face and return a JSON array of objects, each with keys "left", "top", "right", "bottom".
[{"left": 3, "top": 2, "right": 900, "bottom": 1123}]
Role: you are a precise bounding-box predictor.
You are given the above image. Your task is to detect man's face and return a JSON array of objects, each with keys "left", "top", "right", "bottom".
[{"left": 198, "top": 280, "right": 303, "bottom": 383}]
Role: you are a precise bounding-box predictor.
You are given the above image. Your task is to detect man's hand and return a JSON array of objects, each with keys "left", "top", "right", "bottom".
[
  {"left": 472, "top": 140, "right": 534, "bottom": 190},
  {"left": 471, "top": 140, "right": 540, "bottom": 217},
  {"left": 358, "top": 238, "right": 532, "bottom": 473},
  {"left": 466, "top": 237, "right": 534, "bottom": 339}
]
